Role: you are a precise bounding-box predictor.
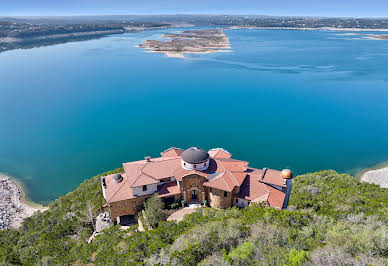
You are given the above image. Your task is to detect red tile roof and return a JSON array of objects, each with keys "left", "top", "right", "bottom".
[
  {"left": 248, "top": 168, "right": 287, "bottom": 188},
  {"left": 235, "top": 174, "right": 270, "bottom": 200},
  {"left": 104, "top": 173, "right": 136, "bottom": 203},
  {"left": 161, "top": 147, "right": 184, "bottom": 157},
  {"left": 266, "top": 185, "right": 286, "bottom": 209},
  {"left": 204, "top": 172, "right": 247, "bottom": 192},
  {"left": 157, "top": 181, "right": 181, "bottom": 198},
  {"left": 208, "top": 148, "right": 232, "bottom": 159}
]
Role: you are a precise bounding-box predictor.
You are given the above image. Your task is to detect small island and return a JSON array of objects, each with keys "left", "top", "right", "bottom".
[{"left": 138, "top": 29, "right": 231, "bottom": 58}]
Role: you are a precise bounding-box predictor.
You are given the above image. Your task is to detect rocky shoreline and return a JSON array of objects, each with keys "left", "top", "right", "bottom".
[
  {"left": 0, "top": 174, "right": 47, "bottom": 230},
  {"left": 360, "top": 166, "right": 388, "bottom": 188}
]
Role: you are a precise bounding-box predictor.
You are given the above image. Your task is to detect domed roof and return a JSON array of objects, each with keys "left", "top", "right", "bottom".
[
  {"left": 281, "top": 169, "right": 293, "bottom": 179},
  {"left": 181, "top": 147, "right": 209, "bottom": 164},
  {"left": 113, "top": 173, "right": 123, "bottom": 183}
]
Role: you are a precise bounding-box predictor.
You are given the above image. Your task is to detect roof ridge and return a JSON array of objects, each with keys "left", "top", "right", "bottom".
[
  {"left": 263, "top": 183, "right": 271, "bottom": 194},
  {"left": 161, "top": 147, "right": 183, "bottom": 153},
  {"left": 128, "top": 164, "right": 158, "bottom": 187},
  {"left": 227, "top": 171, "right": 239, "bottom": 186},
  {"left": 107, "top": 178, "right": 128, "bottom": 203}
]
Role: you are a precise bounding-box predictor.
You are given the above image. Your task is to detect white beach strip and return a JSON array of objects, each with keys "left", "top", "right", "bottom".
[
  {"left": 0, "top": 174, "right": 48, "bottom": 230},
  {"left": 360, "top": 167, "right": 388, "bottom": 188}
]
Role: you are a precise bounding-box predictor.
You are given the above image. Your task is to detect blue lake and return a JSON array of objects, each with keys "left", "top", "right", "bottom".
[{"left": 1, "top": 28, "right": 388, "bottom": 203}]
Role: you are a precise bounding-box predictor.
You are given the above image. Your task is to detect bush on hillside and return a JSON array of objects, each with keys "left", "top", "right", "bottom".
[{"left": 143, "top": 194, "right": 166, "bottom": 228}]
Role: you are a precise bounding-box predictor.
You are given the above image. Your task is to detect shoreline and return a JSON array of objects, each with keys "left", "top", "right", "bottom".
[
  {"left": 227, "top": 26, "right": 388, "bottom": 32},
  {"left": 0, "top": 173, "right": 48, "bottom": 230},
  {"left": 358, "top": 162, "right": 388, "bottom": 188}
]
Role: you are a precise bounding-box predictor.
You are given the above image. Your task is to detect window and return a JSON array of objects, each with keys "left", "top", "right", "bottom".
[
  {"left": 184, "top": 162, "right": 186, "bottom": 166},
  {"left": 224, "top": 191, "right": 227, "bottom": 197},
  {"left": 236, "top": 199, "right": 239, "bottom": 203},
  {"left": 204, "top": 163, "right": 207, "bottom": 167},
  {"left": 193, "top": 164, "right": 196, "bottom": 169},
  {"left": 142, "top": 185, "right": 147, "bottom": 191}
]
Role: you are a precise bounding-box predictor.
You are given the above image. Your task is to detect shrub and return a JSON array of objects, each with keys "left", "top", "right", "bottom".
[{"left": 143, "top": 194, "right": 166, "bottom": 228}]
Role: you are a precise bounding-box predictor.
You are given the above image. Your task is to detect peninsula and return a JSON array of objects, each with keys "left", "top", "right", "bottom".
[
  {"left": 138, "top": 29, "right": 231, "bottom": 58},
  {"left": 360, "top": 165, "right": 388, "bottom": 188}
]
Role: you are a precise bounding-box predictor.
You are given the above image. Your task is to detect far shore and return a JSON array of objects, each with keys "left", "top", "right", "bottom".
[
  {"left": 359, "top": 163, "right": 388, "bottom": 188},
  {"left": 0, "top": 173, "right": 48, "bottom": 229},
  {"left": 227, "top": 26, "right": 388, "bottom": 32}
]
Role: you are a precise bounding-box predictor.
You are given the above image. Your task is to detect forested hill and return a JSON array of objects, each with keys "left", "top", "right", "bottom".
[{"left": 1, "top": 170, "right": 387, "bottom": 265}]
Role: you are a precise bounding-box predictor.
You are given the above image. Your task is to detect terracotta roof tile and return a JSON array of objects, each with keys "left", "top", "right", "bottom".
[
  {"left": 235, "top": 174, "right": 270, "bottom": 200},
  {"left": 208, "top": 148, "right": 232, "bottom": 159},
  {"left": 266, "top": 185, "right": 286, "bottom": 209},
  {"left": 141, "top": 158, "right": 181, "bottom": 180},
  {"left": 248, "top": 168, "right": 287, "bottom": 188},
  {"left": 157, "top": 181, "right": 181, "bottom": 198},
  {"left": 129, "top": 173, "right": 158, "bottom": 187},
  {"left": 217, "top": 158, "right": 249, "bottom": 172},
  {"left": 204, "top": 171, "right": 247, "bottom": 192},
  {"left": 174, "top": 167, "right": 209, "bottom": 181},
  {"left": 104, "top": 173, "right": 136, "bottom": 204},
  {"left": 161, "top": 147, "right": 184, "bottom": 157},
  {"left": 204, "top": 172, "right": 235, "bottom": 192}
]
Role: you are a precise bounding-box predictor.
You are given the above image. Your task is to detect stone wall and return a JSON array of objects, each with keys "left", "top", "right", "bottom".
[
  {"left": 208, "top": 187, "right": 234, "bottom": 209},
  {"left": 108, "top": 194, "right": 150, "bottom": 221}
]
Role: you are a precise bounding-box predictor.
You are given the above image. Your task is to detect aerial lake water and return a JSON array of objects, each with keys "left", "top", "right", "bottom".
[{"left": 1, "top": 28, "right": 388, "bottom": 203}]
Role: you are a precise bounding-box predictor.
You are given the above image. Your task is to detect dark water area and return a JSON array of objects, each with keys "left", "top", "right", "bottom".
[{"left": 1, "top": 28, "right": 388, "bottom": 203}]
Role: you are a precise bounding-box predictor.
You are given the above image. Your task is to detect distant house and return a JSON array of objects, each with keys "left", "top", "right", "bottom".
[{"left": 101, "top": 147, "right": 293, "bottom": 224}]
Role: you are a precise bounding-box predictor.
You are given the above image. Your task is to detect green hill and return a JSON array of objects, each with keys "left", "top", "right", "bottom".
[{"left": 1, "top": 170, "right": 387, "bottom": 265}]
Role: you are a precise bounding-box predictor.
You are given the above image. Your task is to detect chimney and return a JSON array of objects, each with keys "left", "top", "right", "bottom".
[
  {"left": 101, "top": 176, "right": 107, "bottom": 188},
  {"left": 145, "top": 156, "right": 151, "bottom": 162},
  {"left": 260, "top": 168, "right": 268, "bottom": 181}
]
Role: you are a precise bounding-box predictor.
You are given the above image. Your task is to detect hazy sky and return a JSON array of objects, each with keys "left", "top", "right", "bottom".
[{"left": 1, "top": 0, "right": 387, "bottom": 17}]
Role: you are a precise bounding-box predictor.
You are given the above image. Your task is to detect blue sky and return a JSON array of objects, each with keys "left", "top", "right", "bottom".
[{"left": 1, "top": 0, "right": 387, "bottom": 17}]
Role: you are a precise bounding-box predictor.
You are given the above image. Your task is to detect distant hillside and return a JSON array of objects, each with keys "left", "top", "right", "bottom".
[{"left": 1, "top": 170, "right": 387, "bottom": 265}]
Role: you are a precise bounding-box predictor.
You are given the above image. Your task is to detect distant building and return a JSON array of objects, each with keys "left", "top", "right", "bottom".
[{"left": 101, "top": 147, "right": 293, "bottom": 224}]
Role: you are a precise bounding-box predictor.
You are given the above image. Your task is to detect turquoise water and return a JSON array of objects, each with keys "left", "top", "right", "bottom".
[{"left": 1, "top": 28, "right": 388, "bottom": 203}]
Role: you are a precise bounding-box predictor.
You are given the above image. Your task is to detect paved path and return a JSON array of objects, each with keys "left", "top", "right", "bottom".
[{"left": 167, "top": 206, "right": 200, "bottom": 222}]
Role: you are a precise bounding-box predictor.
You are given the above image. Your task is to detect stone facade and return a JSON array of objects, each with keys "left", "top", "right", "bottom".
[
  {"left": 108, "top": 194, "right": 150, "bottom": 220},
  {"left": 180, "top": 174, "right": 207, "bottom": 203},
  {"left": 208, "top": 187, "right": 235, "bottom": 209}
]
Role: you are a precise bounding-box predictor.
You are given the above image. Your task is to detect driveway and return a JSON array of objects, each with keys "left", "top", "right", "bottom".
[{"left": 167, "top": 206, "right": 200, "bottom": 222}]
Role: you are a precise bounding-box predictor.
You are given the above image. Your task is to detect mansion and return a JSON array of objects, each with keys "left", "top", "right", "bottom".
[{"left": 101, "top": 147, "right": 293, "bottom": 223}]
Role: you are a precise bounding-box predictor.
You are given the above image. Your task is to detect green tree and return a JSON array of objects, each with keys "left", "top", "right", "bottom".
[
  {"left": 224, "top": 241, "right": 255, "bottom": 265},
  {"left": 143, "top": 194, "right": 166, "bottom": 228}
]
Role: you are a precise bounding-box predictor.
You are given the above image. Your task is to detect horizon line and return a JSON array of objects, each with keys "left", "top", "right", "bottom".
[{"left": 1, "top": 14, "right": 388, "bottom": 19}]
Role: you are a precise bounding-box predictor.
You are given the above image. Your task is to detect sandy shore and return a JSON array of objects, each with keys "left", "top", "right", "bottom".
[
  {"left": 0, "top": 174, "right": 48, "bottom": 230},
  {"left": 360, "top": 165, "right": 388, "bottom": 188}
]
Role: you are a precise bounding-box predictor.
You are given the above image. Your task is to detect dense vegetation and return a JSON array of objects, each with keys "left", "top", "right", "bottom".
[{"left": 0, "top": 170, "right": 387, "bottom": 265}]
